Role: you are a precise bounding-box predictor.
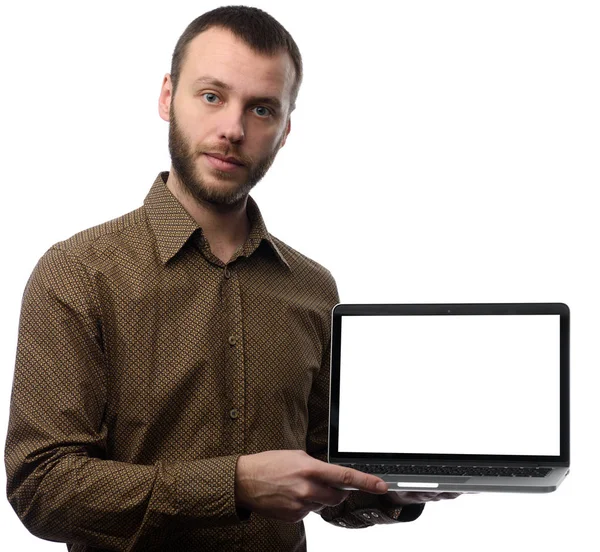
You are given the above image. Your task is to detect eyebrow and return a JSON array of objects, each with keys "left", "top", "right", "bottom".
[{"left": 192, "top": 76, "right": 283, "bottom": 111}]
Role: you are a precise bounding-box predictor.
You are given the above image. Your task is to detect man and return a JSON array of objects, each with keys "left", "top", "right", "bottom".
[{"left": 5, "top": 6, "right": 458, "bottom": 551}]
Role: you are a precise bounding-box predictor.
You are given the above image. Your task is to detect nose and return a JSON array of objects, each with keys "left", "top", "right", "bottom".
[{"left": 217, "top": 104, "right": 245, "bottom": 144}]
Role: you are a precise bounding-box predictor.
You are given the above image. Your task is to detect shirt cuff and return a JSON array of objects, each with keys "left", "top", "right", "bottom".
[
  {"left": 167, "top": 454, "right": 251, "bottom": 526},
  {"left": 378, "top": 498, "right": 426, "bottom": 522},
  {"left": 319, "top": 491, "right": 425, "bottom": 528}
]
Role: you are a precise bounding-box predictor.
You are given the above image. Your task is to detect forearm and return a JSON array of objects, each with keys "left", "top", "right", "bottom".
[{"left": 6, "top": 447, "right": 247, "bottom": 550}]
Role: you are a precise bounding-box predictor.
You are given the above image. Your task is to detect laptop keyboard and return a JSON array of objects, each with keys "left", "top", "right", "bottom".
[{"left": 343, "top": 464, "right": 552, "bottom": 478}]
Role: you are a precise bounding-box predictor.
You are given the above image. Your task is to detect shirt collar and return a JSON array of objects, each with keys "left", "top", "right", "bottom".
[{"left": 144, "top": 171, "right": 290, "bottom": 270}]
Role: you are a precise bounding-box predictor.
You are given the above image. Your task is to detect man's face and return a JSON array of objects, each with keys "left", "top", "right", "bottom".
[{"left": 162, "top": 27, "right": 294, "bottom": 207}]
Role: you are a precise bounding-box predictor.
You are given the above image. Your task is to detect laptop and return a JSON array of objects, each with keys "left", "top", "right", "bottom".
[{"left": 328, "top": 303, "right": 570, "bottom": 493}]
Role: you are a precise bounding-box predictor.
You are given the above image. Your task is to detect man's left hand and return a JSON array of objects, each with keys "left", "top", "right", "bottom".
[{"left": 384, "top": 491, "right": 463, "bottom": 505}]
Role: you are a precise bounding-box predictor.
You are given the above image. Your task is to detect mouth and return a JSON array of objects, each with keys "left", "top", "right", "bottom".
[
  {"left": 205, "top": 153, "right": 244, "bottom": 166},
  {"left": 203, "top": 153, "right": 246, "bottom": 172}
]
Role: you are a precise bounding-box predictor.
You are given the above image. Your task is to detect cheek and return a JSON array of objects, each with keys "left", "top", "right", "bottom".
[
  {"left": 182, "top": 125, "right": 209, "bottom": 152},
  {"left": 257, "top": 126, "right": 287, "bottom": 152},
  {"left": 175, "top": 103, "right": 208, "bottom": 139}
]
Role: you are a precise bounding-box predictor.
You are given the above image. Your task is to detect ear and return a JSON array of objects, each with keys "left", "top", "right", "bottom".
[
  {"left": 278, "top": 118, "right": 292, "bottom": 149},
  {"left": 158, "top": 74, "right": 173, "bottom": 123}
]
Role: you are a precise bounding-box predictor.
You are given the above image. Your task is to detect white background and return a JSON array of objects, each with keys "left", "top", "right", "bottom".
[{"left": 0, "top": 0, "right": 598, "bottom": 550}]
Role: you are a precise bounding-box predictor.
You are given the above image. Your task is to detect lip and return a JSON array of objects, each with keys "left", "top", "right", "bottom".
[
  {"left": 205, "top": 153, "right": 244, "bottom": 166},
  {"left": 203, "top": 153, "right": 245, "bottom": 173}
]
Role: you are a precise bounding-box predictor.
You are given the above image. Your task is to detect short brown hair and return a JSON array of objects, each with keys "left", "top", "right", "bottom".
[{"left": 170, "top": 5, "right": 303, "bottom": 112}]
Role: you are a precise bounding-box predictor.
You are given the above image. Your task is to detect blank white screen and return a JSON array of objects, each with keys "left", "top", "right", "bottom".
[{"left": 338, "top": 314, "right": 560, "bottom": 456}]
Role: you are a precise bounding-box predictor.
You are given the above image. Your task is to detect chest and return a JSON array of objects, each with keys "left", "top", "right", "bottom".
[{"left": 98, "top": 255, "right": 327, "bottom": 456}]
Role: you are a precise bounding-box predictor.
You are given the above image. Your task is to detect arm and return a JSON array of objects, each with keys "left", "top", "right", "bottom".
[{"left": 5, "top": 248, "right": 248, "bottom": 551}]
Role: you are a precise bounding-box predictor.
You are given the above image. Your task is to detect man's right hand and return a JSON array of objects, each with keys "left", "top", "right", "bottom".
[{"left": 234, "top": 450, "right": 388, "bottom": 523}]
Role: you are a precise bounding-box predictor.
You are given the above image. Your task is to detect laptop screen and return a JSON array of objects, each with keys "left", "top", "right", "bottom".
[{"left": 330, "top": 304, "right": 569, "bottom": 463}]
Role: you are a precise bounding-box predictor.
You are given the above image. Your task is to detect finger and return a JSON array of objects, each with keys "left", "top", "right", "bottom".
[
  {"left": 439, "top": 492, "right": 462, "bottom": 500},
  {"left": 385, "top": 491, "right": 431, "bottom": 505},
  {"left": 419, "top": 492, "right": 462, "bottom": 502},
  {"left": 399, "top": 492, "right": 443, "bottom": 504},
  {"left": 319, "top": 464, "right": 387, "bottom": 494},
  {"left": 407, "top": 492, "right": 440, "bottom": 501}
]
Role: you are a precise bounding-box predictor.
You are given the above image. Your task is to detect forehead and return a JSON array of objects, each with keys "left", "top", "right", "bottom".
[{"left": 180, "top": 27, "right": 295, "bottom": 101}]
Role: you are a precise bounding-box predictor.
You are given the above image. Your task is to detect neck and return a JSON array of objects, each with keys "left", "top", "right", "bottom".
[{"left": 166, "top": 169, "right": 251, "bottom": 262}]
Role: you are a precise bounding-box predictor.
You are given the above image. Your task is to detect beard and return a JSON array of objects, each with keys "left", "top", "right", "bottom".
[{"left": 168, "top": 104, "right": 284, "bottom": 208}]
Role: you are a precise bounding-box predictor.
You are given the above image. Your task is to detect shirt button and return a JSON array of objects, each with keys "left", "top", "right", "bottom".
[
  {"left": 228, "top": 335, "right": 236, "bottom": 345},
  {"left": 371, "top": 512, "right": 379, "bottom": 518},
  {"left": 338, "top": 521, "right": 347, "bottom": 527},
  {"left": 224, "top": 267, "right": 232, "bottom": 278},
  {"left": 362, "top": 513, "right": 370, "bottom": 519},
  {"left": 229, "top": 408, "right": 239, "bottom": 419}
]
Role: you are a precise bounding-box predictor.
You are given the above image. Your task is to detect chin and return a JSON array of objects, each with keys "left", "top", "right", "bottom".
[{"left": 201, "top": 183, "right": 248, "bottom": 205}]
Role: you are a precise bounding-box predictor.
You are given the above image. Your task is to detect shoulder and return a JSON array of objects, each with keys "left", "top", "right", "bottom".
[
  {"left": 28, "top": 206, "right": 152, "bottom": 296},
  {"left": 269, "top": 234, "right": 339, "bottom": 302},
  {"left": 52, "top": 207, "right": 149, "bottom": 261}
]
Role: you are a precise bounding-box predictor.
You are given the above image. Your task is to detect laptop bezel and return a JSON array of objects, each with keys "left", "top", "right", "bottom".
[{"left": 328, "top": 303, "right": 570, "bottom": 467}]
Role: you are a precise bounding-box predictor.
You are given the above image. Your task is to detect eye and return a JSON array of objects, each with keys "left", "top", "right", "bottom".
[
  {"left": 253, "top": 106, "right": 272, "bottom": 118},
  {"left": 202, "top": 93, "right": 220, "bottom": 104}
]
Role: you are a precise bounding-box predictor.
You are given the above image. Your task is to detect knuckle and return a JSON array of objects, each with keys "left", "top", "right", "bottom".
[
  {"left": 341, "top": 468, "right": 354, "bottom": 486},
  {"left": 296, "top": 483, "right": 313, "bottom": 501},
  {"left": 297, "top": 466, "right": 312, "bottom": 480}
]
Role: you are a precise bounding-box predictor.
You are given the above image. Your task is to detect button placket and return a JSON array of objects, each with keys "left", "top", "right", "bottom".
[{"left": 221, "top": 262, "right": 245, "bottom": 450}]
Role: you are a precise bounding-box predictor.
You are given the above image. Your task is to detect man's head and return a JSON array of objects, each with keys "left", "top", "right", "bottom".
[
  {"left": 158, "top": 6, "right": 303, "bottom": 208},
  {"left": 170, "top": 6, "right": 303, "bottom": 113}
]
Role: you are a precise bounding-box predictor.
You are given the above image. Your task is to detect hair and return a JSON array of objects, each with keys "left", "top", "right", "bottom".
[{"left": 170, "top": 5, "right": 303, "bottom": 112}]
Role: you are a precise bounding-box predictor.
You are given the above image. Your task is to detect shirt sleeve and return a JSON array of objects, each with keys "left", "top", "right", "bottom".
[
  {"left": 305, "top": 275, "right": 425, "bottom": 528},
  {"left": 4, "top": 247, "right": 250, "bottom": 551}
]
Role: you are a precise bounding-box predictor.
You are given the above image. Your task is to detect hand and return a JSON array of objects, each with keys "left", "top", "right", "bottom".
[
  {"left": 384, "top": 491, "right": 463, "bottom": 505},
  {"left": 235, "top": 450, "right": 388, "bottom": 523}
]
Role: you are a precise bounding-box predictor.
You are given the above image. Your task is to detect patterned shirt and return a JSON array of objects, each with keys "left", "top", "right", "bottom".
[{"left": 5, "top": 172, "right": 423, "bottom": 551}]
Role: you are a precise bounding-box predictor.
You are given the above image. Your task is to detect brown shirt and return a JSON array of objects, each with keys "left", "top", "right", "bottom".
[{"left": 5, "top": 172, "right": 423, "bottom": 552}]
